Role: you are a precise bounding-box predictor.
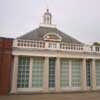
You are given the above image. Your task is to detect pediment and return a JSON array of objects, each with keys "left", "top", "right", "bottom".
[{"left": 43, "top": 33, "right": 62, "bottom": 41}]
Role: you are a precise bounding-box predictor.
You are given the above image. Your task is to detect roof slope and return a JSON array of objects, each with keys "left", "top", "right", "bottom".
[{"left": 18, "top": 26, "right": 82, "bottom": 44}]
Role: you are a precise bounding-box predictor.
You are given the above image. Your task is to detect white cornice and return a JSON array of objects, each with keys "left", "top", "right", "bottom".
[{"left": 39, "top": 23, "right": 56, "bottom": 28}]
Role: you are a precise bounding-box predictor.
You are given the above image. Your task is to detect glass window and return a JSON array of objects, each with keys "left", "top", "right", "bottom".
[
  {"left": 32, "top": 57, "right": 44, "bottom": 88},
  {"left": 96, "top": 61, "right": 100, "bottom": 86},
  {"left": 60, "top": 59, "right": 69, "bottom": 87},
  {"left": 17, "top": 56, "right": 30, "bottom": 88},
  {"left": 72, "top": 60, "right": 81, "bottom": 87}
]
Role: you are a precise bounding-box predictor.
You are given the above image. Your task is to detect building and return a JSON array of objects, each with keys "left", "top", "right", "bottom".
[
  {"left": 0, "top": 37, "right": 13, "bottom": 95},
  {"left": 10, "top": 9, "right": 100, "bottom": 93}
]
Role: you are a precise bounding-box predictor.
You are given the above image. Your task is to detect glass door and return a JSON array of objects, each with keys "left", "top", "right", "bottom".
[
  {"left": 86, "top": 62, "right": 91, "bottom": 88},
  {"left": 49, "top": 58, "right": 56, "bottom": 90}
]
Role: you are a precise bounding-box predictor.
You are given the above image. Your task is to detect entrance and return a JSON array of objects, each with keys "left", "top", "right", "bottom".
[
  {"left": 49, "top": 58, "right": 56, "bottom": 90},
  {"left": 86, "top": 61, "right": 91, "bottom": 88}
]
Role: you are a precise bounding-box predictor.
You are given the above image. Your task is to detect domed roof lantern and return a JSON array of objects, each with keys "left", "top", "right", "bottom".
[{"left": 43, "top": 9, "right": 52, "bottom": 25}]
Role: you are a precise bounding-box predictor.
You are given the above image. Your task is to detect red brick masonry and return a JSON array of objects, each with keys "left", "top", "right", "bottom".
[{"left": 0, "top": 37, "right": 13, "bottom": 95}]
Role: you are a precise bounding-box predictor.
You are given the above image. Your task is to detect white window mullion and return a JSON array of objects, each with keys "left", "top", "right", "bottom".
[
  {"left": 29, "top": 57, "right": 33, "bottom": 88},
  {"left": 69, "top": 60, "right": 72, "bottom": 88},
  {"left": 91, "top": 59, "right": 96, "bottom": 90}
]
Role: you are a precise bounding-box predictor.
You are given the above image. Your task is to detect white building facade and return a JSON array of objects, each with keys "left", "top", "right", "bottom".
[{"left": 11, "top": 9, "right": 100, "bottom": 93}]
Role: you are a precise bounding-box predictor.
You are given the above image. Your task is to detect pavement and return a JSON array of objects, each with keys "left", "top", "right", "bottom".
[{"left": 0, "top": 92, "right": 100, "bottom": 100}]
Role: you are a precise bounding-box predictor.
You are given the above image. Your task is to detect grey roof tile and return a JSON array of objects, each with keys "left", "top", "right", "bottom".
[{"left": 18, "top": 26, "right": 82, "bottom": 44}]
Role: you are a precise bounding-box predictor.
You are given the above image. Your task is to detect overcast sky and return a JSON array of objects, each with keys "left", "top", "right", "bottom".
[{"left": 0, "top": 0, "right": 100, "bottom": 43}]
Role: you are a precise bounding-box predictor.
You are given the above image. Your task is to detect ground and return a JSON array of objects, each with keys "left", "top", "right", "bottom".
[{"left": 0, "top": 92, "right": 100, "bottom": 100}]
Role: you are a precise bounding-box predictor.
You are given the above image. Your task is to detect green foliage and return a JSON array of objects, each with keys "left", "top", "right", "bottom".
[{"left": 93, "top": 42, "right": 100, "bottom": 46}]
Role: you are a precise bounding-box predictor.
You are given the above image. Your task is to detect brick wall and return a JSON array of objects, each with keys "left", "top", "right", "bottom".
[{"left": 0, "top": 37, "right": 13, "bottom": 95}]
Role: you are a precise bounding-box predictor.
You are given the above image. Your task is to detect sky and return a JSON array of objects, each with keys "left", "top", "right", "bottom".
[{"left": 0, "top": 0, "right": 100, "bottom": 43}]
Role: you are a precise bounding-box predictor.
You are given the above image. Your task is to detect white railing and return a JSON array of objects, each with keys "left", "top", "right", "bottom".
[
  {"left": 13, "top": 39, "right": 45, "bottom": 49},
  {"left": 60, "top": 43, "right": 83, "bottom": 51},
  {"left": 13, "top": 39, "right": 100, "bottom": 53}
]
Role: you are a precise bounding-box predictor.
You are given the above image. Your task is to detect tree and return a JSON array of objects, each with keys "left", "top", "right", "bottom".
[{"left": 93, "top": 42, "right": 100, "bottom": 46}]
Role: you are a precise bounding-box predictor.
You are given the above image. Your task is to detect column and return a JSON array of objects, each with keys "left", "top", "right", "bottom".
[
  {"left": 69, "top": 60, "right": 72, "bottom": 88},
  {"left": 82, "top": 58, "right": 87, "bottom": 90},
  {"left": 11, "top": 56, "right": 18, "bottom": 93},
  {"left": 55, "top": 57, "right": 61, "bottom": 92},
  {"left": 43, "top": 57, "right": 49, "bottom": 92},
  {"left": 91, "top": 59, "right": 96, "bottom": 90},
  {"left": 29, "top": 57, "right": 33, "bottom": 88},
  {"left": 45, "top": 42, "right": 49, "bottom": 49}
]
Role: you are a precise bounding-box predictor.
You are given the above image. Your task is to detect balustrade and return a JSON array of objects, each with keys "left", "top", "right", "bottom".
[{"left": 13, "top": 39, "right": 100, "bottom": 53}]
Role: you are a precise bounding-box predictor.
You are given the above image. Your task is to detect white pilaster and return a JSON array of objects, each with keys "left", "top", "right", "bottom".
[
  {"left": 29, "top": 57, "right": 33, "bottom": 88},
  {"left": 82, "top": 58, "right": 87, "bottom": 90},
  {"left": 92, "top": 59, "right": 96, "bottom": 90},
  {"left": 69, "top": 60, "right": 72, "bottom": 88},
  {"left": 11, "top": 56, "right": 18, "bottom": 93},
  {"left": 43, "top": 57, "right": 49, "bottom": 92},
  {"left": 45, "top": 42, "right": 49, "bottom": 49},
  {"left": 55, "top": 57, "right": 61, "bottom": 92}
]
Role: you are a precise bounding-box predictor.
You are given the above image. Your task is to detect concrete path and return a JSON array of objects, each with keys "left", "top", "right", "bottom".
[{"left": 0, "top": 92, "right": 100, "bottom": 100}]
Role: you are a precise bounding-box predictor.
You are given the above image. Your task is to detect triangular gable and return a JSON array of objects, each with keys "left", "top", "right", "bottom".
[{"left": 43, "top": 33, "right": 62, "bottom": 41}]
